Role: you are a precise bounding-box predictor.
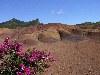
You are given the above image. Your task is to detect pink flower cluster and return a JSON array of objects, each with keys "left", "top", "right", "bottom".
[
  {"left": 28, "top": 50, "right": 49, "bottom": 62},
  {"left": 0, "top": 37, "right": 54, "bottom": 75},
  {"left": 0, "top": 37, "right": 22, "bottom": 56},
  {"left": 16, "top": 64, "right": 31, "bottom": 75}
]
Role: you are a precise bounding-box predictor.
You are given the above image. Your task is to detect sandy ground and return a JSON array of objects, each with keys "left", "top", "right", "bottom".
[
  {"left": 0, "top": 26, "right": 100, "bottom": 75},
  {"left": 23, "top": 38, "right": 100, "bottom": 75}
]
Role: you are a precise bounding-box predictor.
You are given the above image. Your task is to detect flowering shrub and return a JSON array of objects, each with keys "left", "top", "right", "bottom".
[{"left": 0, "top": 37, "right": 54, "bottom": 75}]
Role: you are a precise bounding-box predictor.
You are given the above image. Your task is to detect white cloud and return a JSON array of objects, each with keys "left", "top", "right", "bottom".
[
  {"left": 51, "top": 9, "right": 64, "bottom": 15},
  {"left": 56, "top": 9, "right": 64, "bottom": 15}
]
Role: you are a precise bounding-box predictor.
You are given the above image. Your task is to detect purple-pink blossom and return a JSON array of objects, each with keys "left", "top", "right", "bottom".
[
  {"left": 24, "top": 67, "right": 31, "bottom": 75},
  {"left": 16, "top": 72, "right": 23, "bottom": 75},
  {"left": 0, "top": 37, "right": 54, "bottom": 75}
]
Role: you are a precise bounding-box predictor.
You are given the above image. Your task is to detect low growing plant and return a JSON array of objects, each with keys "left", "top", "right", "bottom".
[{"left": 0, "top": 37, "right": 54, "bottom": 75}]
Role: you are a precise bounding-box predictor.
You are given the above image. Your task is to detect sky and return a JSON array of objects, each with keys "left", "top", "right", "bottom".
[{"left": 0, "top": 0, "right": 100, "bottom": 24}]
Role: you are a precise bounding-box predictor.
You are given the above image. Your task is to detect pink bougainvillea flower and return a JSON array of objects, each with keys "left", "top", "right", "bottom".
[
  {"left": 16, "top": 72, "right": 23, "bottom": 75},
  {"left": 0, "top": 38, "right": 54, "bottom": 75},
  {"left": 24, "top": 67, "right": 31, "bottom": 75},
  {"left": 19, "top": 63, "right": 25, "bottom": 71}
]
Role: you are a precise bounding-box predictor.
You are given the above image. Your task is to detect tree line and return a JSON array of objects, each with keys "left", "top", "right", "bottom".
[
  {"left": 0, "top": 18, "right": 40, "bottom": 29},
  {"left": 76, "top": 22, "right": 100, "bottom": 29},
  {"left": 76, "top": 22, "right": 100, "bottom": 25}
]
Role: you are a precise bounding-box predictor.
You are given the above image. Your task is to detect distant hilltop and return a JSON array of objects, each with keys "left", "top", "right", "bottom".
[
  {"left": 0, "top": 18, "right": 100, "bottom": 29},
  {"left": 0, "top": 18, "right": 40, "bottom": 29}
]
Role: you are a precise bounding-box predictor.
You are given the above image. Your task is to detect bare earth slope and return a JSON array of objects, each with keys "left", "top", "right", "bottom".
[{"left": 0, "top": 24, "right": 100, "bottom": 75}]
